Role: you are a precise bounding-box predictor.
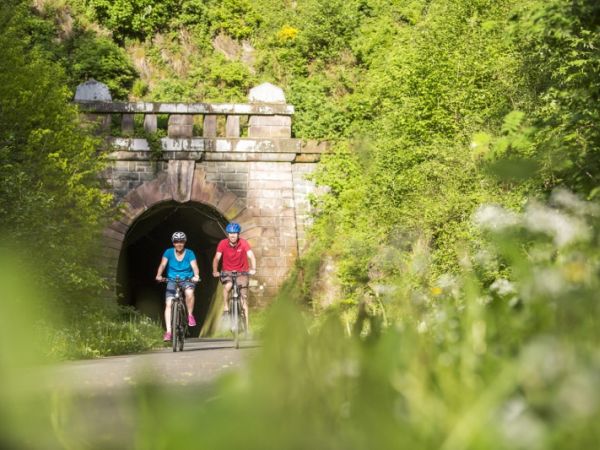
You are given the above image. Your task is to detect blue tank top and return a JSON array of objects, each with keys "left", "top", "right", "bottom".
[{"left": 163, "top": 248, "right": 196, "bottom": 280}]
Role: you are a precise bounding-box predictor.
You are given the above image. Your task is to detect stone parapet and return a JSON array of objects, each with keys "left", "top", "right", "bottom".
[
  {"left": 75, "top": 100, "right": 294, "bottom": 116},
  {"left": 106, "top": 137, "right": 329, "bottom": 163}
]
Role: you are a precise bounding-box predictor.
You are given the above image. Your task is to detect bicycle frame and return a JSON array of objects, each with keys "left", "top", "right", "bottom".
[
  {"left": 165, "top": 278, "right": 190, "bottom": 352},
  {"left": 222, "top": 271, "right": 249, "bottom": 349}
]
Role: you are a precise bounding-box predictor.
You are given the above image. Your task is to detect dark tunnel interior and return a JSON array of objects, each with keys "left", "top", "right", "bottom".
[{"left": 117, "top": 201, "right": 228, "bottom": 335}]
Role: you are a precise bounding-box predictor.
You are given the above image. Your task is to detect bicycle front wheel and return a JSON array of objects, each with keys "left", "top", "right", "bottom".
[
  {"left": 171, "top": 301, "right": 180, "bottom": 352},
  {"left": 177, "top": 303, "right": 186, "bottom": 352}
]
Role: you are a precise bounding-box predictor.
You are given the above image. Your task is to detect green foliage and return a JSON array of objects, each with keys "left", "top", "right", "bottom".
[
  {"left": 294, "top": 0, "right": 362, "bottom": 61},
  {"left": 76, "top": 0, "right": 181, "bottom": 40},
  {"left": 207, "top": 0, "right": 261, "bottom": 39},
  {"left": 0, "top": 3, "right": 112, "bottom": 294},
  {"left": 0, "top": 2, "right": 161, "bottom": 360},
  {"left": 44, "top": 303, "right": 163, "bottom": 359},
  {"left": 68, "top": 33, "right": 137, "bottom": 99},
  {"left": 509, "top": 0, "right": 600, "bottom": 196}
]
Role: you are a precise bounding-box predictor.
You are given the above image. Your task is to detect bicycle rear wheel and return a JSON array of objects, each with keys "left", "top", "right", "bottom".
[
  {"left": 240, "top": 305, "right": 247, "bottom": 338},
  {"left": 232, "top": 297, "right": 240, "bottom": 349}
]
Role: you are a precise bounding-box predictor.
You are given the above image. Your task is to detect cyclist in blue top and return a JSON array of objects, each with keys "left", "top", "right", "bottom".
[{"left": 155, "top": 231, "right": 200, "bottom": 341}]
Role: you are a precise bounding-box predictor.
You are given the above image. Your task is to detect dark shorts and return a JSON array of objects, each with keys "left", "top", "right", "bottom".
[
  {"left": 165, "top": 280, "right": 196, "bottom": 301},
  {"left": 220, "top": 274, "right": 249, "bottom": 288}
]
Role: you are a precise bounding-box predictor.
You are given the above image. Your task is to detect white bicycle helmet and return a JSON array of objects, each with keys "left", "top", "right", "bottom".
[{"left": 171, "top": 231, "right": 187, "bottom": 242}]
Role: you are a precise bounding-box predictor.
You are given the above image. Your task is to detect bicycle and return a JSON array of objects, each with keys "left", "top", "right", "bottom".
[
  {"left": 162, "top": 277, "right": 192, "bottom": 352},
  {"left": 221, "top": 271, "right": 249, "bottom": 349}
]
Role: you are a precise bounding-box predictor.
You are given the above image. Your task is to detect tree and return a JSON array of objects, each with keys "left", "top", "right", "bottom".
[{"left": 0, "top": 1, "right": 113, "bottom": 295}]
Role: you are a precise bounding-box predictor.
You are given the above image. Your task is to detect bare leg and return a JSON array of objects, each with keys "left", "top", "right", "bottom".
[
  {"left": 185, "top": 288, "right": 195, "bottom": 317},
  {"left": 222, "top": 282, "right": 232, "bottom": 312},
  {"left": 240, "top": 286, "right": 249, "bottom": 331},
  {"left": 164, "top": 298, "right": 173, "bottom": 332}
]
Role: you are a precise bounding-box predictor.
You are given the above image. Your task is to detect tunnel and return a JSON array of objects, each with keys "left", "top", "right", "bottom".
[{"left": 117, "top": 201, "right": 228, "bottom": 335}]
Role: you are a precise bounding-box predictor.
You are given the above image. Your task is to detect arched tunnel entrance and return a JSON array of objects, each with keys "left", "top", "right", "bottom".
[{"left": 117, "top": 201, "right": 227, "bottom": 335}]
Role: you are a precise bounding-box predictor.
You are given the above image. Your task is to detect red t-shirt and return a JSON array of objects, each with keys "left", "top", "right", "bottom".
[{"left": 217, "top": 238, "right": 251, "bottom": 271}]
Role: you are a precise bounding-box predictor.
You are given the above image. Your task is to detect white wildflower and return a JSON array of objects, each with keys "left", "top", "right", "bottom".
[
  {"left": 473, "top": 204, "right": 520, "bottom": 231},
  {"left": 499, "top": 397, "right": 546, "bottom": 449},
  {"left": 524, "top": 202, "right": 589, "bottom": 247},
  {"left": 550, "top": 187, "right": 600, "bottom": 217},
  {"left": 525, "top": 267, "right": 565, "bottom": 298},
  {"left": 490, "top": 278, "right": 516, "bottom": 297}
]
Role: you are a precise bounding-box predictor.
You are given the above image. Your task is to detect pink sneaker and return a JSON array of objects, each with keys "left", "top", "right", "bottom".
[
  {"left": 163, "top": 331, "right": 172, "bottom": 341},
  {"left": 188, "top": 315, "right": 197, "bottom": 327}
]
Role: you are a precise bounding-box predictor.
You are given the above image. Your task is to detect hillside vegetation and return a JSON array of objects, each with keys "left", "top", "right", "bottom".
[{"left": 0, "top": 0, "right": 598, "bottom": 447}]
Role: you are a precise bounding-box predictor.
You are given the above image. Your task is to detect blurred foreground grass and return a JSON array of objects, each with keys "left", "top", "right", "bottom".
[{"left": 1, "top": 190, "right": 599, "bottom": 449}]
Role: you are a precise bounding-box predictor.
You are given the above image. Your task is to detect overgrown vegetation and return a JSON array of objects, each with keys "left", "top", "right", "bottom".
[
  {"left": 0, "top": 0, "right": 599, "bottom": 447},
  {"left": 0, "top": 0, "right": 161, "bottom": 359}
]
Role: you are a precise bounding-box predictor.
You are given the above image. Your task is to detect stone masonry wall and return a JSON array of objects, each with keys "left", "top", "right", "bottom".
[
  {"left": 101, "top": 156, "right": 319, "bottom": 305},
  {"left": 103, "top": 160, "right": 168, "bottom": 203}
]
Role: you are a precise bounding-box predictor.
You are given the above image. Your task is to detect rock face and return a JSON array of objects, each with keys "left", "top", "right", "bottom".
[
  {"left": 212, "top": 33, "right": 256, "bottom": 72},
  {"left": 74, "top": 79, "right": 112, "bottom": 102}
]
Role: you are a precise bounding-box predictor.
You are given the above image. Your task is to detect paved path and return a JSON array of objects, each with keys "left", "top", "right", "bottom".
[{"left": 45, "top": 338, "right": 258, "bottom": 391}]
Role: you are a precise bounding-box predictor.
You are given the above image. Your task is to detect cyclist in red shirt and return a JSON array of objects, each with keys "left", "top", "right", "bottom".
[{"left": 212, "top": 222, "right": 256, "bottom": 330}]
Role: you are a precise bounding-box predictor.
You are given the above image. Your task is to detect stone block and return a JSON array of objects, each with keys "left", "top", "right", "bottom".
[
  {"left": 122, "top": 190, "right": 147, "bottom": 217},
  {"left": 104, "top": 236, "right": 124, "bottom": 251},
  {"left": 249, "top": 115, "right": 291, "bottom": 127},
  {"left": 223, "top": 198, "right": 247, "bottom": 220},
  {"left": 108, "top": 220, "right": 129, "bottom": 235},
  {"left": 247, "top": 124, "right": 291, "bottom": 138},
  {"left": 168, "top": 160, "right": 196, "bottom": 203},
  {"left": 216, "top": 191, "right": 238, "bottom": 213},
  {"left": 103, "top": 228, "right": 125, "bottom": 242},
  {"left": 144, "top": 114, "right": 158, "bottom": 133},
  {"left": 260, "top": 227, "right": 278, "bottom": 237},
  {"left": 259, "top": 257, "right": 280, "bottom": 268},
  {"left": 248, "top": 83, "right": 286, "bottom": 103},
  {"left": 250, "top": 172, "right": 292, "bottom": 183},
  {"left": 121, "top": 114, "right": 135, "bottom": 135},
  {"left": 168, "top": 114, "right": 193, "bottom": 138},
  {"left": 242, "top": 227, "right": 262, "bottom": 241},
  {"left": 248, "top": 180, "right": 293, "bottom": 190},
  {"left": 227, "top": 207, "right": 254, "bottom": 226},
  {"left": 136, "top": 173, "right": 172, "bottom": 206},
  {"left": 294, "top": 154, "right": 320, "bottom": 163},
  {"left": 203, "top": 115, "right": 217, "bottom": 138},
  {"left": 226, "top": 115, "right": 240, "bottom": 137},
  {"left": 75, "top": 79, "right": 112, "bottom": 101}
]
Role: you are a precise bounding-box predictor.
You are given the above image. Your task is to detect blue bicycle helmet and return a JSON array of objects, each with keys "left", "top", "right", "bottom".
[{"left": 225, "top": 222, "right": 241, "bottom": 233}]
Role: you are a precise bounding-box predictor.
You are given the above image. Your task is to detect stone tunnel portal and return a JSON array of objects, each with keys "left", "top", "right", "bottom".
[{"left": 117, "top": 201, "right": 228, "bottom": 334}]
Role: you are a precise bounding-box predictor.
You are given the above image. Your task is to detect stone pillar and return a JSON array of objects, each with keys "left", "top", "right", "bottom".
[
  {"left": 203, "top": 115, "right": 217, "bottom": 137},
  {"left": 248, "top": 83, "right": 292, "bottom": 138},
  {"left": 121, "top": 114, "right": 135, "bottom": 135},
  {"left": 144, "top": 114, "right": 157, "bottom": 133},
  {"left": 74, "top": 79, "right": 112, "bottom": 132},
  {"left": 226, "top": 115, "right": 240, "bottom": 137},
  {"left": 168, "top": 114, "right": 193, "bottom": 138}
]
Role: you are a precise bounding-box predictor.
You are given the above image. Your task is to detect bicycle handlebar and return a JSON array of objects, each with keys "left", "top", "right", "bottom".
[
  {"left": 220, "top": 271, "right": 251, "bottom": 276},
  {"left": 159, "top": 277, "right": 195, "bottom": 283}
]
